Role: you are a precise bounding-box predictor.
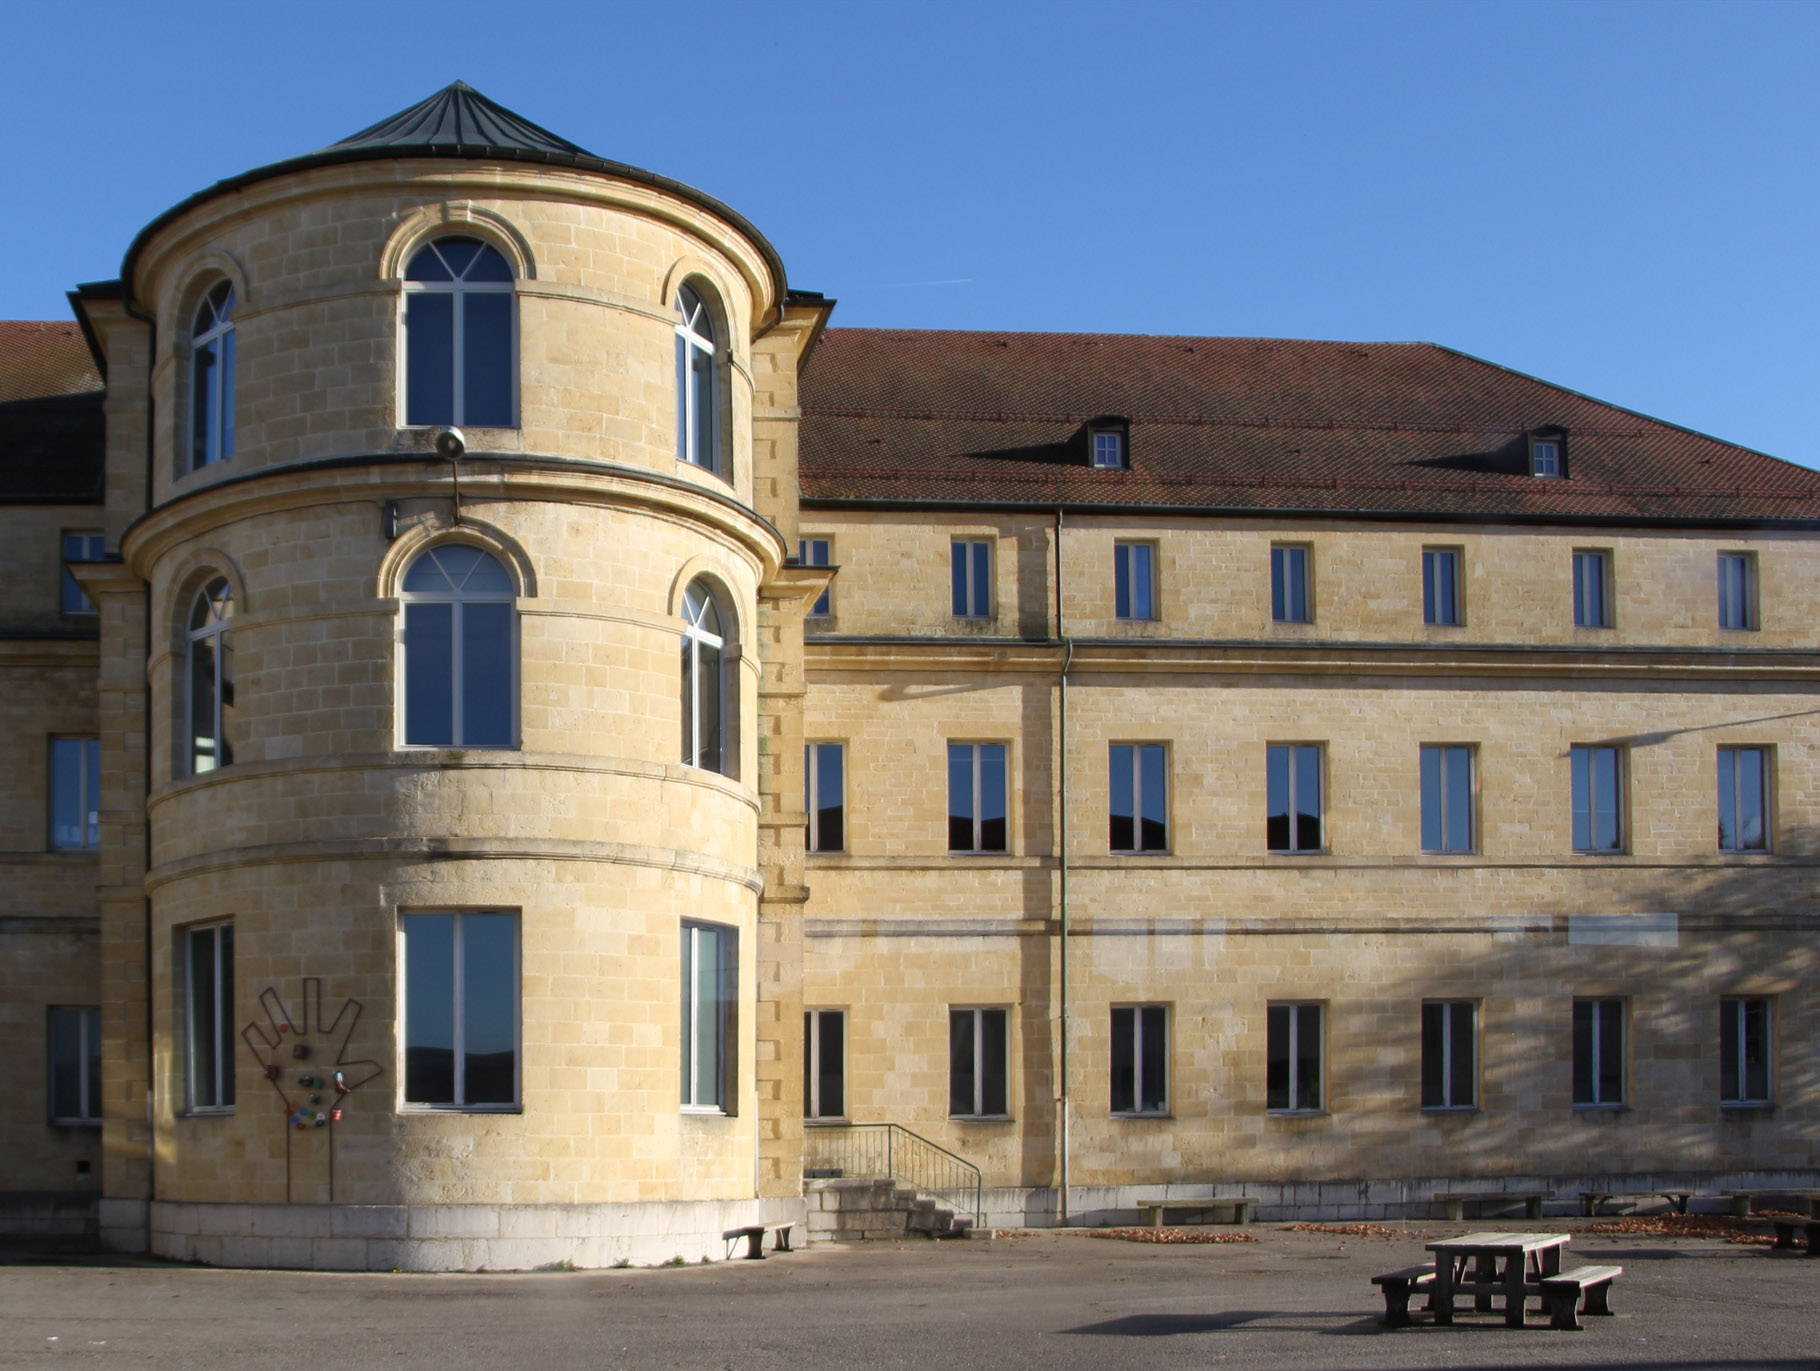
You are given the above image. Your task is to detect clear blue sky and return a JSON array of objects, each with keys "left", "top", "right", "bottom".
[{"left": 4, "top": 0, "right": 1814, "bottom": 465}]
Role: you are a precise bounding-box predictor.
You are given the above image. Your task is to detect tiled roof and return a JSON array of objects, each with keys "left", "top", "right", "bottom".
[
  {"left": 799, "top": 330, "right": 1820, "bottom": 524},
  {"left": 0, "top": 322, "right": 104, "bottom": 503}
]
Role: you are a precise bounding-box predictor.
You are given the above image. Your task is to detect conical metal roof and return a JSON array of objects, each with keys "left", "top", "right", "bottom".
[{"left": 325, "top": 81, "right": 594, "bottom": 160}]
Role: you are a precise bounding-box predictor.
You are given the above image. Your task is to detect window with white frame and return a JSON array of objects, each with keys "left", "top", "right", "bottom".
[
  {"left": 400, "top": 546, "right": 516, "bottom": 748},
  {"left": 949, "top": 743, "right": 1008, "bottom": 853},
  {"left": 187, "top": 578, "right": 235, "bottom": 775},
  {"left": 1421, "top": 1000, "right": 1477, "bottom": 1110},
  {"left": 682, "top": 579, "right": 732, "bottom": 776},
  {"left": 49, "top": 737, "right": 100, "bottom": 852},
  {"left": 682, "top": 921, "right": 737, "bottom": 1112},
  {"left": 1420, "top": 744, "right": 1475, "bottom": 854},
  {"left": 61, "top": 532, "right": 104, "bottom": 615},
  {"left": 805, "top": 742, "right": 845, "bottom": 853},
  {"left": 190, "top": 281, "right": 236, "bottom": 469},
  {"left": 1271, "top": 543, "right": 1312, "bottom": 623},
  {"left": 1572, "top": 549, "right": 1613, "bottom": 628},
  {"left": 400, "top": 911, "right": 519, "bottom": 1109},
  {"left": 1111, "top": 1005, "right": 1168, "bottom": 1116},
  {"left": 1719, "top": 996, "right": 1772, "bottom": 1106},
  {"left": 800, "top": 538, "right": 833, "bottom": 617},
  {"left": 1718, "top": 552, "right": 1757, "bottom": 631},
  {"left": 1422, "top": 547, "right": 1462, "bottom": 626},
  {"left": 1114, "top": 541, "right": 1157, "bottom": 621},
  {"left": 948, "top": 1007, "right": 1009, "bottom": 1118},
  {"left": 1266, "top": 1002, "right": 1323, "bottom": 1112},
  {"left": 184, "top": 922, "right": 235, "bottom": 1112},
  {"left": 1718, "top": 746, "right": 1770, "bottom": 852},
  {"left": 675, "top": 285, "right": 720, "bottom": 475},
  {"left": 1267, "top": 743, "right": 1324, "bottom": 853},
  {"left": 1572, "top": 998, "right": 1625, "bottom": 1106},
  {"left": 951, "top": 540, "right": 992, "bottom": 618},
  {"left": 403, "top": 237, "right": 514, "bottom": 427},
  {"left": 1570, "top": 744, "right": 1626, "bottom": 854},
  {"left": 47, "top": 1006, "right": 101, "bottom": 1125},
  {"left": 803, "top": 1007, "right": 846, "bottom": 1120},
  {"left": 1529, "top": 436, "right": 1563, "bottom": 478},
  {"left": 1091, "top": 428, "right": 1127, "bottom": 470},
  {"left": 1109, "top": 743, "right": 1168, "bottom": 853}
]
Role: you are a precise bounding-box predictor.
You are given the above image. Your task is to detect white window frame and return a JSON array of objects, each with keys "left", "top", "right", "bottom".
[
  {"left": 1266, "top": 742, "right": 1325, "bottom": 854},
  {"left": 1110, "top": 1004, "right": 1170, "bottom": 1117},
  {"left": 682, "top": 921, "right": 738, "bottom": 1114},
  {"left": 675, "top": 285, "right": 721, "bottom": 476},
  {"left": 1529, "top": 436, "right": 1563, "bottom": 478},
  {"left": 805, "top": 741, "right": 846, "bottom": 854},
  {"left": 1572, "top": 549, "right": 1613, "bottom": 629},
  {"left": 1114, "top": 540, "right": 1157, "bottom": 621},
  {"left": 1271, "top": 543, "right": 1312, "bottom": 623},
  {"left": 1570, "top": 744, "right": 1627, "bottom": 854},
  {"left": 47, "top": 1005, "right": 101, "bottom": 1125},
  {"left": 398, "top": 237, "right": 518, "bottom": 429},
  {"left": 948, "top": 741, "right": 1009, "bottom": 854},
  {"left": 1718, "top": 745, "right": 1771, "bottom": 853},
  {"left": 1420, "top": 743, "right": 1476, "bottom": 855},
  {"left": 803, "top": 1007, "right": 847, "bottom": 1121},
  {"left": 951, "top": 539, "right": 993, "bottom": 619},
  {"left": 1718, "top": 552, "right": 1758, "bottom": 631},
  {"left": 61, "top": 532, "right": 104, "bottom": 616},
  {"left": 1091, "top": 429, "right": 1126, "bottom": 470},
  {"left": 1108, "top": 742, "right": 1169, "bottom": 854},
  {"left": 1422, "top": 546, "right": 1463, "bottom": 627},
  {"left": 1266, "top": 1001, "right": 1324, "bottom": 1114},
  {"left": 398, "top": 910, "right": 522, "bottom": 1112},
  {"left": 397, "top": 546, "right": 520, "bottom": 750},
  {"left": 948, "top": 1006, "right": 1011, "bottom": 1120},
  {"left": 49, "top": 736, "right": 100, "bottom": 852},
  {"left": 1421, "top": 1000, "right": 1478, "bottom": 1111},
  {"left": 800, "top": 537, "right": 833, "bottom": 618},
  {"left": 186, "top": 578, "right": 234, "bottom": 776},
  {"left": 682, "top": 580, "right": 732, "bottom": 776},
  {"left": 1719, "top": 996, "right": 1773, "bottom": 1107},
  {"left": 183, "top": 921, "right": 235, "bottom": 1115},
  {"left": 1572, "top": 997, "right": 1626, "bottom": 1107},
  {"left": 189, "top": 281, "right": 236, "bottom": 470}
]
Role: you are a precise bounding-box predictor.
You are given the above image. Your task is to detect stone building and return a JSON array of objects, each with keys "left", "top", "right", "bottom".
[{"left": 0, "top": 83, "right": 1814, "bottom": 1269}]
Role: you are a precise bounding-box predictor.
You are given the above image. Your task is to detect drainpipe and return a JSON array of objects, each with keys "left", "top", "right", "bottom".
[{"left": 1054, "top": 509, "right": 1072, "bottom": 1226}]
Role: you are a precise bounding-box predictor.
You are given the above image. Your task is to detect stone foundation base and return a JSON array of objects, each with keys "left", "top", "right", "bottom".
[{"left": 124, "top": 1197, "right": 805, "bottom": 1271}]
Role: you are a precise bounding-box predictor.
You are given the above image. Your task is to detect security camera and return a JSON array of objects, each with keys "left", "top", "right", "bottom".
[{"left": 433, "top": 427, "right": 466, "bottom": 459}]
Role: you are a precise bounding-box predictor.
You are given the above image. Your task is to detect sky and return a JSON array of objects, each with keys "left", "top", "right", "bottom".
[{"left": 3, "top": 0, "right": 1815, "bottom": 466}]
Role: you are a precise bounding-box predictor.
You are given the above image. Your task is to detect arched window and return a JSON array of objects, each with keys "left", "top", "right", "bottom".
[
  {"left": 400, "top": 546, "right": 516, "bottom": 747},
  {"left": 403, "top": 237, "right": 515, "bottom": 428},
  {"left": 675, "top": 285, "right": 719, "bottom": 475},
  {"left": 187, "top": 579, "right": 235, "bottom": 774},
  {"left": 681, "top": 579, "right": 730, "bottom": 775},
  {"left": 190, "top": 282, "right": 236, "bottom": 470}
]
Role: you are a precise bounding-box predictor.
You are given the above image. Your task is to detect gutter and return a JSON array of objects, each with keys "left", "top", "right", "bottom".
[{"left": 1054, "top": 508, "right": 1072, "bottom": 1226}]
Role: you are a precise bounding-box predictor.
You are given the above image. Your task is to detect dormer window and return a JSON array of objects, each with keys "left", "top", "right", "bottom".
[
  {"left": 1087, "top": 418, "right": 1129, "bottom": 470},
  {"left": 1529, "top": 430, "right": 1567, "bottom": 479}
]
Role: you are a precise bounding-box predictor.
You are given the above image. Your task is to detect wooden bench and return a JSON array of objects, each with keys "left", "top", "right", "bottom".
[
  {"left": 1539, "top": 1264, "right": 1622, "bottom": 1330},
  {"left": 1725, "top": 1188, "right": 1820, "bottom": 1219},
  {"left": 723, "top": 1220, "right": 794, "bottom": 1259},
  {"left": 1763, "top": 1216, "right": 1820, "bottom": 1255},
  {"left": 1578, "top": 1189, "right": 1693, "bottom": 1216},
  {"left": 1433, "top": 1191, "right": 1553, "bottom": 1222},
  {"left": 1134, "top": 1197, "right": 1257, "bottom": 1228},
  {"left": 1370, "top": 1265, "right": 1436, "bottom": 1327}
]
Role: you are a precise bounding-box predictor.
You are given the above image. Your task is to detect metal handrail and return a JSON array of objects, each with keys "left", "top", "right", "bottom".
[{"left": 804, "top": 1122, "right": 984, "bottom": 1228}]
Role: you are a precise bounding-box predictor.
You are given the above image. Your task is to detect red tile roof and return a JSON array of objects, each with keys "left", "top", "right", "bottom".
[
  {"left": 799, "top": 330, "right": 1820, "bottom": 525},
  {"left": 0, "top": 322, "right": 104, "bottom": 503}
]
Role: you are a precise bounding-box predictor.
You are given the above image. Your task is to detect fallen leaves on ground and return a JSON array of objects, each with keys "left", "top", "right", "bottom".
[
  {"left": 1089, "top": 1227, "right": 1260, "bottom": 1244},
  {"left": 1285, "top": 1223, "right": 1402, "bottom": 1239},
  {"left": 1579, "top": 1213, "right": 1773, "bottom": 1245}
]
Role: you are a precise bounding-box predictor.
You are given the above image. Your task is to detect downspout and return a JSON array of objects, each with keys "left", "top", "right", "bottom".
[{"left": 1054, "top": 509, "right": 1072, "bottom": 1226}]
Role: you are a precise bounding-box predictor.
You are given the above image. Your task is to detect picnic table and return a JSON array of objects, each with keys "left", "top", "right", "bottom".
[{"left": 1427, "top": 1230, "right": 1571, "bottom": 1328}]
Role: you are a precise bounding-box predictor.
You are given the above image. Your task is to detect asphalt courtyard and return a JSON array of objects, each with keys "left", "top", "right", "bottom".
[{"left": 0, "top": 1223, "right": 1813, "bottom": 1370}]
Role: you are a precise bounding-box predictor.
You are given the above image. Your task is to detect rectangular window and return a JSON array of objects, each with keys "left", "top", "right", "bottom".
[
  {"left": 1266, "top": 743, "right": 1324, "bottom": 853},
  {"left": 401, "top": 911, "right": 519, "bottom": 1109},
  {"left": 1421, "top": 1001, "right": 1477, "bottom": 1110},
  {"left": 800, "top": 538, "right": 833, "bottom": 618},
  {"left": 1717, "top": 552, "right": 1757, "bottom": 631},
  {"left": 803, "top": 1008, "right": 846, "bottom": 1120},
  {"left": 682, "top": 921, "right": 737, "bottom": 1112},
  {"left": 1570, "top": 745, "right": 1626, "bottom": 853},
  {"left": 49, "top": 737, "right": 101, "bottom": 852},
  {"left": 1720, "top": 997, "right": 1772, "bottom": 1106},
  {"left": 1110, "top": 1005, "right": 1168, "bottom": 1116},
  {"left": 1718, "top": 746, "right": 1770, "bottom": 852},
  {"left": 948, "top": 1007, "right": 1010, "bottom": 1118},
  {"left": 1091, "top": 430, "right": 1125, "bottom": 469},
  {"left": 1266, "top": 1002, "right": 1323, "bottom": 1112},
  {"left": 951, "top": 540, "right": 992, "bottom": 618},
  {"left": 1114, "top": 542, "right": 1157, "bottom": 621},
  {"left": 1108, "top": 743, "right": 1168, "bottom": 853},
  {"left": 1572, "top": 550, "right": 1613, "bottom": 628},
  {"left": 1530, "top": 438, "right": 1562, "bottom": 478},
  {"left": 1420, "top": 744, "right": 1475, "bottom": 854},
  {"left": 61, "top": 532, "right": 105, "bottom": 616},
  {"left": 948, "top": 743, "right": 1008, "bottom": 853},
  {"left": 1422, "top": 547, "right": 1462, "bottom": 626},
  {"left": 184, "top": 923, "right": 235, "bottom": 1112},
  {"left": 805, "top": 742, "right": 846, "bottom": 853},
  {"left": 1572, "top": 998, "right": 1625, "bottom": 1106},
  {"left": 1271, "top": 544, "right": 1311, "bottom": 623},
  {"left": 47, "top": 1006, "right": 101, "bottom": 1124}
]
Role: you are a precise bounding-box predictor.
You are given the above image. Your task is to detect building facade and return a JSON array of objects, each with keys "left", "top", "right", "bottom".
[{"left": 0, "top": 85, "right": 1813, "bottom": 1268}]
